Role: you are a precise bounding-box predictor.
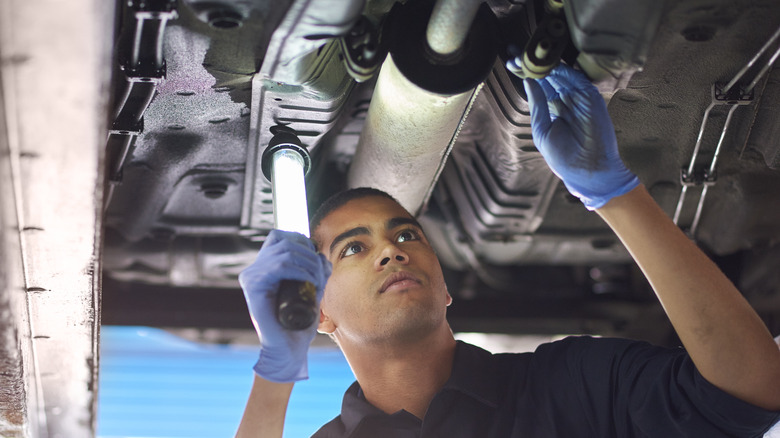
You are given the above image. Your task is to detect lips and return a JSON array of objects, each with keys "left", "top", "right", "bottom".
[{"left": 379, "top": 271, "right": 421, "bottom": 293}]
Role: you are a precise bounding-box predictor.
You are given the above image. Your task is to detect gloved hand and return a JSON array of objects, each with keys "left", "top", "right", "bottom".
[
  {"left": 523, "top": 63, "right": 639, "bottom": 210},
  {"left": 239, "top": 229, "right": 331, "bottom": 383}
]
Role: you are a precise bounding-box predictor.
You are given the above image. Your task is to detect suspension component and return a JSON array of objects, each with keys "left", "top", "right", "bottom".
[{"left": 505, "top": 1, "right": 569, "bottom": 80}]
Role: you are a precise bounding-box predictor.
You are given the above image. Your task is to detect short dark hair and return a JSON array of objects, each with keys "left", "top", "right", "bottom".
[{"left": 309, "top": 187, "right": 401, "bottom": 236}]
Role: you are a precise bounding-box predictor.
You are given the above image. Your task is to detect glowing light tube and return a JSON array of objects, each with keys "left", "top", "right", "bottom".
[{"left": 270, "top": 148, "right": 310, "bottom": 238}]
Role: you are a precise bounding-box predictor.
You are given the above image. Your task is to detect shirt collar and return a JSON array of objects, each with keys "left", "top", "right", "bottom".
[
  {"left": 338, "top": 340, "right": 501, "bottom": 436},
  {"left": 443, "top": 340, "right": 501, "bottom": 408},
  {"left": 340, "top": 382, "right": 384, "bottom": 432}
]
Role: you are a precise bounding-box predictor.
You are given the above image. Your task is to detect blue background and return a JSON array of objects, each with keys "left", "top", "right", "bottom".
[{"left": 98, "top": 326, "right": 354, "bottom": 438}]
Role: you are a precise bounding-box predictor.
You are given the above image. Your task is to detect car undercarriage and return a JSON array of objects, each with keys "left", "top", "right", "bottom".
[
  {"left": 103, "top": 0, "right": 780, "bottom": 338},
  {"left": 1, "top": 0, "right": 780, "bottom": 436}
]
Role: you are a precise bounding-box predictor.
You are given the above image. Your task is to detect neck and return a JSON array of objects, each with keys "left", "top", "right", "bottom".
[{"left": 340, "top": 324, "right": 457, "bottom": 419}]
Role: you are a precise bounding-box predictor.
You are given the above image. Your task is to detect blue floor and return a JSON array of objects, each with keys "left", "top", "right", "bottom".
[{"left": 98, "top": 326, "right": 354, "bottom": 438}]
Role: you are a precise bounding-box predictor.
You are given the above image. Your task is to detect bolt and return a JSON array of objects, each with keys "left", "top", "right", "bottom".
[
  {"left": 201, "top": 182, "right": 228, "bottom": 199},
  {"left": 682, "top": 25, "right": 715, "bottom": 42},
  {"left": 207, "top": 9, "right": 243, "bottom": 29},
  {"left": 535, "top": 39, "right": 552, "bottom": 60},
  {"left": 548, "top": 18, "right": 566, "bottom": 38}
]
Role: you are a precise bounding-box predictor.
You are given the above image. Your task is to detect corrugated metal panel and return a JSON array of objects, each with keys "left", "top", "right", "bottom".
[{"left": 98, "top": 326, "right": 353, "bottom": 438}]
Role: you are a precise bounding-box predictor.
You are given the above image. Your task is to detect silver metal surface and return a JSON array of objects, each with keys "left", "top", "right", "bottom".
[
  {"left": 0, "top": 69, "right": 36, "bottom": 438},
  {"left": 672, "top": 100, "right": 715, "bottom": 226},
  {"left": 422, "top": 62, "right": 622, "bottom": 275},
  {"left": 241, "top": 0, "right": 361, "bottom": 235},
  {"left": 745, "top": 43, "right": 780, "bottom": 93},
  {"left": 0, "top": 0, "right": 112, "bottom": 436},
  {"left": 347, "top": 55, "right": 480, "bottom": 215},
  {"left": 425, "top": 0, "right": 483, "bottom": 56},
  {"left": 689, "top": 104, "right": 739, "bottom": 234},
  {"left": 723, "top": 25, "right": 780, "bottom": 94}
]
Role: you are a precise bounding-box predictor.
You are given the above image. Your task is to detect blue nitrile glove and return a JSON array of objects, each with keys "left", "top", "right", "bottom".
[
  {"left": 522, "top": 63, "right": 639, "bottom": 210},
  {"left": 238, "top": 229, "right": 331, "bottom": 383}
]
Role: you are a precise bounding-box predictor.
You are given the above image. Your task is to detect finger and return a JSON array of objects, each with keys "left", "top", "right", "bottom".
[
  {"left": 546, "top": 74, "right": 605, "bottom": 124},
  {"left": 538, "top": 78, "right": 558, "bottom": 102},
  {"left": 266, "top": 229, "right": 315, "bottom": 251},
  {"left": 242, "top": 243, "right": 323, "bottom": 289},
  {"left": 316, "top": 255, "right": 331, "bottom": 300},
  {"left": 544, "top": 75, "right": 577, "bottom": 109},
  {"left": 524, "top": 78, "right": 552, "bottom": 139},
  {"left": 536, "top": 77, "right": 562, "bottom": 120},
  {"left": 549, "top": 63, "right": 591, "bottom": 89},
  {"left": 548, "top": 68, "right": 602, "bottom": 106},
  {"left": 276, "top": 246, "right": 324, "bottom": 280},
  {"left": 546, "top": 75, "right": 599, "bottom": 124},
  {"left": 548, "top": 98, "right": 564, "bottom": 119}
]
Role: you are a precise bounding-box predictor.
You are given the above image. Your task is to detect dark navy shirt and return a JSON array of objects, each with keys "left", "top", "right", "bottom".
[{"left": 312, "top": 337, "right": 779, "bottom": 437}]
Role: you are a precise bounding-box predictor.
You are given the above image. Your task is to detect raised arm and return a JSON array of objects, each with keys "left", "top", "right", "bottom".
[
  {"left": 524, "top": 64, "right": 780, "bottom": 411},
  {"left": 236, "top": 377, "right": 293, "bottom": 438},
  {"left": 597, "top": 185, "right": 780, "bottom": 410},
  {"left": 235, "top": 230, "right": 332, "bottom": 437}
]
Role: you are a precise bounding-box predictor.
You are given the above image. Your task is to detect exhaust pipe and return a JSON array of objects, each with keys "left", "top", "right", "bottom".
[{"left": 347, "top": 0, "right": 497, "bottom": 215}]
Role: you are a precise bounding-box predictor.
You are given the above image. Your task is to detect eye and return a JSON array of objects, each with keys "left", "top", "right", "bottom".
[
  {"left": 341, "top": 242, "right": 364, "bottom": 258},
  {"left": 396, "top": 229, "right": 419, "bottom": 243}
]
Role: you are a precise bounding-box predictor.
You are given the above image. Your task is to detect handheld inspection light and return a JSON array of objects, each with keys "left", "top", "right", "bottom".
[{"left": 261, "top": 126, "right": 317, "bottom": 331}]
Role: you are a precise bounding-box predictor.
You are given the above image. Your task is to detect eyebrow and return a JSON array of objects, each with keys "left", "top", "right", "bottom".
[
  {"left": 387, "top": 216, "right": 422, "bottom": 231},
  {"left": 329, "top": 226, "right": 370, "bottom": 256}
]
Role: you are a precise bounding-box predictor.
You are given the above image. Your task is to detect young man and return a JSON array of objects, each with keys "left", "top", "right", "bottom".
[{"left": 235, "top": 65, "right": 780, "bottom": 437}]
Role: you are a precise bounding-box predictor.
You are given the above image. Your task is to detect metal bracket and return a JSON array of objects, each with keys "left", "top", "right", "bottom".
[
  {"left": 680, "top": 168, "right": 717, "bottom": 187},
  {"left": 105, "top": 0, "right": 177, "bottom": 207},
  {"left": 673, "top": 24, "right": 780, "bottom": 236},
  {"left": 339, "top": 16, "right": 386, "bottom": 83},
  {"left": 673, "top": 83, "right": 753, "bottom": 235},
  {"left": 122, "top": 0, "right": 178, "bottom": 79}
]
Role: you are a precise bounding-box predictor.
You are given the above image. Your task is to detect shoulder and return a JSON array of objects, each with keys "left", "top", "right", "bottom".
[
  {"left": 505, "top": 335, "right": 688, "bottom": 390},
  {"left": 311, "top": 415, "right": 346, "bottom": 438},
  {"left": 530, "top": 335, "right": 677, "bottom": 363},
  {"left": 453, "top": 340, "right": 535, "bottom": 378},
  {"left": 454, "top": 336, "right": 660, "bottom": 373}
]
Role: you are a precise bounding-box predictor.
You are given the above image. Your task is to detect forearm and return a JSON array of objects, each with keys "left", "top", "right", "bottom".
[
  {"left": 597, "top": 184, "right": 780, "bottom": 410},
  {"left": 235, "top": 375, "right": 294, "bottom": 438}
]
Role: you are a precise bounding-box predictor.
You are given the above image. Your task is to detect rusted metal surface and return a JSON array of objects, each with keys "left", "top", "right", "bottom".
[
  {"left": 0, "top": 0, "right": 112, "bottom": 436},
  {"left": 0, "top": 282, "right": 27, "bottom": 437}
]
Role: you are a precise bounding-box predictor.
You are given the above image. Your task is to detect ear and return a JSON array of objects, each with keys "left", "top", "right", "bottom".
[
  {"left": 317, "top": 307, "right": 337, "bottom": 334},
  {"left": 444, "top": 283, "right": 453, "bottom": 307}
]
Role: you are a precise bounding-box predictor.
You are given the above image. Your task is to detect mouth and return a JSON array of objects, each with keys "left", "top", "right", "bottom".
[{"left": 379, "top": 271, "right": 422, "bottom": 294}]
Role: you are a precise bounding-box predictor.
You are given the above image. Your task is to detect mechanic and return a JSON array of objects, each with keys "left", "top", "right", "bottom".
[{"left": 234, "top": 64, "right": 780, "bottom": 437}]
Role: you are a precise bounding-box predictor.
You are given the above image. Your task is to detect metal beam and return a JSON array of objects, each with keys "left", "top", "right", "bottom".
[{"left": 0, "top": 0, "right": 112, "bottom": 436}]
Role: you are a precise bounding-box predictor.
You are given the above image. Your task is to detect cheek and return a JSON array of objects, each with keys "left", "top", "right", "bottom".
[
  {"left": 321, "top": 279, "right": 340, "bottom": 316},
  {"left": 321, "top": 266, "right": 357, "bottom": 315},
  {"left": 324, "top": 263, "right": 376, "bottom": 305},
  {"left": 426, "top": 258, "right": 449, "bottom": 298}
]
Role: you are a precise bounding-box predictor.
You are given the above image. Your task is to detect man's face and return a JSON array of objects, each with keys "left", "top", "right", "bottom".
[{"left": 314, "top": 195, "right": 451, "bottom": 346}]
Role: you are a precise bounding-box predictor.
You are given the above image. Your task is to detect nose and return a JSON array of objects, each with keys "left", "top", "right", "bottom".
[{"left": 374, "top": 242, "right": 409, "bottom": 270}]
